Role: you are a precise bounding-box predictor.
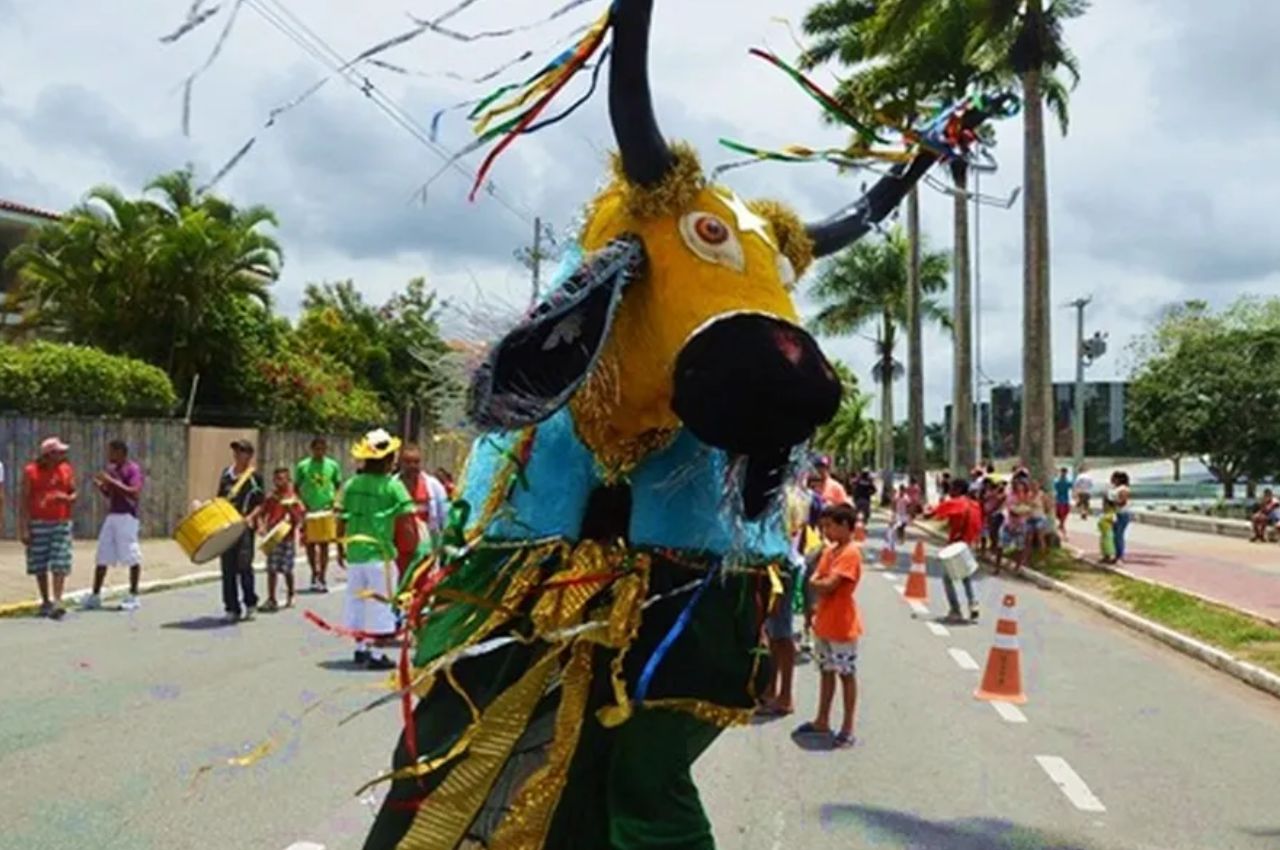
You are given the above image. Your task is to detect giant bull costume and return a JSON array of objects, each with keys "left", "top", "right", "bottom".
[{"left": 365, "top": 2, "right": 1005, "bottom": 847}]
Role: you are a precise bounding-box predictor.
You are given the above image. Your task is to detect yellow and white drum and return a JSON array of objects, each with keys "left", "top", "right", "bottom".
[
  {"left": 174, "top": 498, "right": 247, "bottom": 564},
  {"left": 305, "top": 510, "right": 338, "bottom": 544},
  {"left": 259, "top": 519, "right": 293, "bottom": 556}
]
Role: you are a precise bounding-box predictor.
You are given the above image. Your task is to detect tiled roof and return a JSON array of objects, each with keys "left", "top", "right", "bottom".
[{"left": 0, "top": 199, "right": 61, "bottom": 221}]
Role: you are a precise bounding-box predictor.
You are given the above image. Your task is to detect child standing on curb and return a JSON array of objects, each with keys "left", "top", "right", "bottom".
[
  {"left": 794, "top": 503, "right": 864, "bottom": 749},
  {"left": 1098, "top": 496, "right": 1118, "bottom": 564}
]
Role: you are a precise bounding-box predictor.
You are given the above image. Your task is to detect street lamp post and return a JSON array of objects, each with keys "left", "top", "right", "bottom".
[{"left": 1068, "top": 297, "right": 1107, "bottom": 473}]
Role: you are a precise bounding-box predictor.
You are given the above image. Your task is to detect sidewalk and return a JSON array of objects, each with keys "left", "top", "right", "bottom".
[
  {"left": 1058, "top": 514, "right": 1280, "bottom": 625},
  {"left": 0, "top": 538, "right": 286, "bottom": 607}
]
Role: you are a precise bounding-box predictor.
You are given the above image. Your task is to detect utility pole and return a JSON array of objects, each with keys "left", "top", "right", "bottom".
[{"left": 514, "top": 217, "right": 555, "bottom": 307}]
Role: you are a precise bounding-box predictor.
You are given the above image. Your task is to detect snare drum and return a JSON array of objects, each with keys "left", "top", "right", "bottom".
[
  {"left": 259, "top": 519, "right": 293, "bottom": 556},
  {"left": 938, "top": 541, "right": 979, "bottom": 581},
  {"left": 174, "top": 498, "right": 247, "bottom": 564},
  {"left": 305, "top": 510, "right": 338, "bottom": 544}
]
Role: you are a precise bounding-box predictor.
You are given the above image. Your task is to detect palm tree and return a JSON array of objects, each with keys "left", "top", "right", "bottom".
[
  {"left": 870, "top": 0, "right": 1088, "bottom": 482},
  {"left": 801, "top": 0, "right": 962, "bottom": 495},
  {"left": 809, "top": 226, "right": 950, "bottom": 503},
  {"left": 813, "top": 361, "right": 876, "bottom": 471},
  {"left": 5, "top": 168, "right": 282, "bottom": 401}
]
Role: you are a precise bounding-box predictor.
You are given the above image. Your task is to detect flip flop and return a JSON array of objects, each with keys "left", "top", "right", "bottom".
[{"left": 832, "top": 732, "right": 856, "bottom": 749}]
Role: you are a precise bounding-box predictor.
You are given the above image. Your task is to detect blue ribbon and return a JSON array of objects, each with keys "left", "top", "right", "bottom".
[{"left": 633, "top": 563, "right": 720, "bottom": 704}]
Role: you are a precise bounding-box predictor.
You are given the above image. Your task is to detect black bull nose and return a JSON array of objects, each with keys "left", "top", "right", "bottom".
[{"left": 672, "top": 313, "right": 842, "bottom": 456}]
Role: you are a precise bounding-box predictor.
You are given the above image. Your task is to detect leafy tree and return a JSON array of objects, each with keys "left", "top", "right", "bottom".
[
  {"left": 1129, "top": 299, "right": 1280, "bottom": 498},
  {"left": 3, "top": 168, "right": 282, "bottom": 409},
  {"left": 297, "top": 278, "right": 461, "bottom": 432},
  {"left": 809, "top": 226, "right": 950, "bottom": 502}
]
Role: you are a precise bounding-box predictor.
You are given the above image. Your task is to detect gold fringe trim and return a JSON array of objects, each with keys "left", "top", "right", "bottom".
[
  {"left": 641, "top": 698, "right": 754, "bottom": 729},
  {"left": 568, "top": 351, "right": 678, "bottom": 481},
  {"left": 488, "top": 642, "right": 595, "bottom": 850},
  {"left": 748, "top": 198, "right": 815, "bottom": 277},
  {"left": 607, "top": 141, "right": 705, "bottom": 220},
  {"left": 397, "top": 652, "right": 560, "bottom": 850}
]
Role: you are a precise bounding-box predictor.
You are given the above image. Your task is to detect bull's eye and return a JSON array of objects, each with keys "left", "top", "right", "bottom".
[
  {"left": 679, "top": 212, "right": 745, "bottom": 273},
  {"left": 775, "top": 254, "right": 797, "bottom": 291}
]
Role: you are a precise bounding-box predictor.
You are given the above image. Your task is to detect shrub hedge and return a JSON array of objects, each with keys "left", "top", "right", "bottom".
[{"left": 0, "top": 342, "right": 178, "bottom": 416}]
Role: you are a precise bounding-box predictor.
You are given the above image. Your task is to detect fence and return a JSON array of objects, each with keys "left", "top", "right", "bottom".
[
  {"left": 0, "top": 416, "right": 369, "bottom": 540},
  {"left": 0, "top": 416, "right": 188, "bottom": 539}
]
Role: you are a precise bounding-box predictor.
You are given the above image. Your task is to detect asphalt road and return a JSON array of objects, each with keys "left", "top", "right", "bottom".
[{"left": 2, "top": 528, "right": 1279, "bottom": 850}]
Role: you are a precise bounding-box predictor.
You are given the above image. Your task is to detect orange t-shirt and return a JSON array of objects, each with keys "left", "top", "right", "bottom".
[
  {"left": 24, "top": 460, "right": 75, "bottom": 522},
  {"left": 821, "top": 477, "right": 849, "bottom": 507},
  {"left": 813, "top": 541, "right": 863, "bottom": 642}
]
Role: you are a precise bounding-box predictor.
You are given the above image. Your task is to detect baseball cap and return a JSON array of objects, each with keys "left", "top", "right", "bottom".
[
  {"left": 40, "top": 436, "right": 69, "bottom": 455},
  {"left": 230, "top": 439, "right": 256, "bottom": 454}
]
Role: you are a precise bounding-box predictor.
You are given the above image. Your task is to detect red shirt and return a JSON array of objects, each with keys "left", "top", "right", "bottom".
[
  {"left": 25, "top": 460, "right": 75, "bottom": 522},
  {"left": 930, "top": 496, "right": 983, "bottom": 545},
  {"left": 813, "top": 541, "right": 864, "bottom": 642},
  {"left": 261, "top": 490, "right": 305, "bottom": 530},
  {"left": 394, "top": 473, "right": 429, "bottom": 577}
]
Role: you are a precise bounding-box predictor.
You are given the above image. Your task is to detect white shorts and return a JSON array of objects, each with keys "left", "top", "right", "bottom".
[
  {"left": 344, "top": 561, "right": 398, "bottom": 647},
  {"left": 96, "top": 513, "right": 142, "bottom": 567},
  {"left": 815, "top": 637, "right": 859, "bottom": 676}
]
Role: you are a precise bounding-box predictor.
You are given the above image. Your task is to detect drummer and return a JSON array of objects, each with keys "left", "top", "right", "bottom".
[
  {"left": 924, "top": 479, "right": 982, "bottom": 625},
  {"left": 295, "top": 437, "right": 343, "bottom": 594},
  {"left": 219, "top": 440, "right": 265, "bottom": 622},
  {"left": 258, "top": 467, "right": 305, "bottom": 612}
]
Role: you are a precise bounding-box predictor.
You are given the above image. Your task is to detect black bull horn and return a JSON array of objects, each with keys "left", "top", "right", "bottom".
[{"left": 609, "top": 0, "right": 1010, "bottom": 255}]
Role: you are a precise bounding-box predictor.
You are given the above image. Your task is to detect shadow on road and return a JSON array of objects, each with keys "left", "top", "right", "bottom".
[
  {"left": 315, "top": 658, "right": 374, "bottom": 672},
  {"left": 160, "top": 616, "right": 237, "bottom": 631},
  {"left": 818, "top": 804, "right": 1103, "bottom": 850}
]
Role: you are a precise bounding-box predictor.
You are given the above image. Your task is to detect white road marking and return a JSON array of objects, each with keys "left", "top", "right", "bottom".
[
  {"left": 881, "top": 573, "right": 898, "bottom": 582},
  {"left": 947, "top": 647, "right": 981, "bottom": 671},
  {"left": 991, "top": 702, "right": 1028, "bottom": 723},
  {"left": 1035, "top": 756, "right": 1106, "bottom": 812},
  {"left": 925, "top": 622, "right": 950, "bottom": 637},
  {"left": 284, "top": 843, "right": 325, "bottom": 850},
  {"left": 907, "top": 600, "right": 930, "bottom": 616}
]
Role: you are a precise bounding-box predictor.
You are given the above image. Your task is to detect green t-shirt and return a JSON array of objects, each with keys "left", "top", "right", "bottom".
[
  {"left": 295, "top": 456, "right": 342, "bottom": 511},
  {"left": 338, "top": 473, "right": 414, "bottom": 564}
]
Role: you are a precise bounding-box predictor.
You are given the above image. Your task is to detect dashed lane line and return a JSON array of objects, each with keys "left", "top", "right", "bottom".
[
  {"left": 991, "top": 701, "right": 1029, "bottom": 724},
  {"left": 284, "top": 843, "right": 325, "bottom": 850},
  {"left": 925, "top": 621, "right": 950, "bottom": 637},
  {"left": 907, "top": 600, "right": 930, "bottom": 616},
  {"left": 1035, "top": 755, "right": 1107, "bottom": 813},
  {"left": 947, "top": 647, "right": 981, "bottom": 671}
]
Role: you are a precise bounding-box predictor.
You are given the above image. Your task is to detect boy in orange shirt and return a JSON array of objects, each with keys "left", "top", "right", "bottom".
[{"left": 795, "top": 503, "right": 863, "bottom": 749}]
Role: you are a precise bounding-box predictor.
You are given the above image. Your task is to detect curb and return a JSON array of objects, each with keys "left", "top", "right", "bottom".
[
  {"left": 1063, "top": 543, "right": 1280, "bottom": 630},
  {"left": 0, "top": 554, "right": 308, "bottom": 619},
  {"left": 907, "top": 520, "right": 1280, "bottom": 702}
]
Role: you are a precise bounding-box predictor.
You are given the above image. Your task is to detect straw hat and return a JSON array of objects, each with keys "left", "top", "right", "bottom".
[{"left": 352, "top": 428, "right": 402, "bottom": 461}]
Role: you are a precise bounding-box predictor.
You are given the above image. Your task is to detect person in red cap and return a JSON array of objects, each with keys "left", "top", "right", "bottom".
[{"left": 20, "top": 437, "right": 77, "bottom": 619}]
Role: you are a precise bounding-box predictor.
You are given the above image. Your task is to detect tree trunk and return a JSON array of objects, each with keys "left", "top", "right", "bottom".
[
  {"left": 1223, "top": 477, "right": 1236, "bottom": 500},
  {"left": 1172, "top": 455, "right": 1182, "bottom": 482},
  {"left": 906, "top": 187, "right": 926, "bottom": 493},
  {"left": 1247, "top": 479, "right": 1258, "bottom": 500},
  {"left": 951, "top": 166, "right": 975, "bottom": 478},
  {"left": 1020, "top": 61, "right": 1054, "bottom": 485},
  {"left": 881, "top": 314, "right": 896, "bottom": 506}
]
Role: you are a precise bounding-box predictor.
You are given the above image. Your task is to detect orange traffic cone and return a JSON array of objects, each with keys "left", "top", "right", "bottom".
[
  {"left": 879, "top": 541, "right": 896, "bottom": 567},
  {"left": 903, "top": 551, "right": 928, "bottom": 601},
  {"left": 854, "top": 522, "right": 868, "bottom": 543},
  {"left": 911, "top": 541, "right": 926, "bottom": 566},
  {"left": 975, "top": 594, "right": 1027, "bottom": 704}
]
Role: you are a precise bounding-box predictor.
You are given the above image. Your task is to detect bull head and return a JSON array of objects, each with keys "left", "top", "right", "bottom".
[{"left": 469, "top": 0, "right": 998, "bottom": 511}]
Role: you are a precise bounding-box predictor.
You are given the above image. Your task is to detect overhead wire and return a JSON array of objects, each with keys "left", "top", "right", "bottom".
[{"left": 241, "top": 0, "right": 540, "bottom": 225}]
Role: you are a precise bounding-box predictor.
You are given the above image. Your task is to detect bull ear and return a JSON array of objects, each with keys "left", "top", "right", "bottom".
[{"left": 468, "top": 235, "right": 646, "bottom": 431}]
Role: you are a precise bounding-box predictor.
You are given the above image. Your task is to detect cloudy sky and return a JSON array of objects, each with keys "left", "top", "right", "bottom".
[{"left": 1, "top": 0, "right": 1273, "bottom": 423}]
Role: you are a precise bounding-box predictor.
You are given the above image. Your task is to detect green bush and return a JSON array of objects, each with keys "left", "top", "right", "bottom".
[{"left": 0, "top": 342, "right": 178, "bottom": 416}]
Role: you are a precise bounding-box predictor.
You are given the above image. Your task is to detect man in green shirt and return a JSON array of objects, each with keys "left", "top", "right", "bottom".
[
  {"left": 295, "top": 437, "right": 342, "bottom": 593},
  {"left": 338, "top": 428, "right": 414, "bottom": 670}
]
